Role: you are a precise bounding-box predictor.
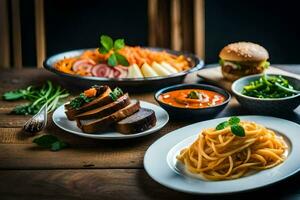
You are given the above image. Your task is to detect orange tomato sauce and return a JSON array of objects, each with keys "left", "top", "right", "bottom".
[{"left": 158, "top": 89, "right": 225, "bottom": 109}]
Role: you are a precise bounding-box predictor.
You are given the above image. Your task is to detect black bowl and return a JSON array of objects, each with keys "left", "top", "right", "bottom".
[
  {"left": 154, "top": 84, "right": 231, "bottom": 119},
  {"left": 43, "top": 47, "right": 204, "bottom": 92},
  {"left": 232, "top": 74, "right": 300, "bottom": 114}
]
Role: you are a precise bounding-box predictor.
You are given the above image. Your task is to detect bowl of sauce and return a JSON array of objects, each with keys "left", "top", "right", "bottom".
[{"left": 155, "top": 84, "right": 231, "bottom": 118}]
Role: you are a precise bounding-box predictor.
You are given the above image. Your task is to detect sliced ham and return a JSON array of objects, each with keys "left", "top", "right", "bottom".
[
  {"left": 113, "top": 65, "right": 128, "bottom": 78},
  {"left": 72, "top": 59, "right": 96, "bottom": 72},
  {"left": 91, "top": 64, "right": 112, "bottom": 77}
]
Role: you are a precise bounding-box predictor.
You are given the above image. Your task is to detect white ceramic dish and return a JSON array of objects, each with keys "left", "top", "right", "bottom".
[
  {"left": 144, "top": 116, "right": 300, "bottom": 194},
  {"left": 53, "top": 101, "right": 169, "bottom": 139}
]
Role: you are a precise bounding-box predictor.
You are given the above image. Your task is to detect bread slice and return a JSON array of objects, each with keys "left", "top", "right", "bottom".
[
  {"left": 65, "top": 86, "right": 112, "bottom": 120},
  {"left": 77, "top": 100, "right": 140, "bottom": 134},
  {"left": 74, "top": 93, "right": 131, "bottom": 120},
  {"left": 115, "top": 108, "right": 156, "bottom": 134}
]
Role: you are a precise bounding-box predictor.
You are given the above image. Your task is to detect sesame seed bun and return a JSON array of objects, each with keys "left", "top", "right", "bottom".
[{"left": 219, "top": 42, "right": 269, "bottom": 62}]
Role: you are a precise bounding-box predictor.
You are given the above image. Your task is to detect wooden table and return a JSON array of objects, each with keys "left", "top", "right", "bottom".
[{"left": 0, "top": 66, "right": 299, "bottom": 200}]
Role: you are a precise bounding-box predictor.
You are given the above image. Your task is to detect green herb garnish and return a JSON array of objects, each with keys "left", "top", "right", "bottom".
[
  {"left": 99, "top": 35, "right": 129, "bottom": 67},
  {"left": 70, "top": 93, "right": 94, "bottom": 109},
  {"left": 242, "top": 74, "right": 296, "bottom": 98},
  {"left": 216, "top": 117, "right": 245, "bottom": 137},
  {"left": 187, "top": 91, "right": 200, "bottom": 99},
  {"left": 109, "top": 87, "right": 124, "bottom": 101},
  {"left": 33, "top": 135, "right": 68, "bottom": 151},
  {"left": 3, "top": 81, "right": 69, "bottom": 115}
]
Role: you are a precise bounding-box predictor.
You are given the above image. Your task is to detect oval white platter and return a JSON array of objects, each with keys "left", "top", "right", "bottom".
[
  {"left": 144, "top": 116, "right": 300, "bottom": 194},
  {"left": 53, "top": 101, "right": 169, "bottom": 140}
]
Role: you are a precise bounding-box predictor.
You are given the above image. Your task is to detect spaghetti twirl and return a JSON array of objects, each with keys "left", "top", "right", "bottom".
[{"left": 177, "top": 121, "right": 287, "bottom": 180}]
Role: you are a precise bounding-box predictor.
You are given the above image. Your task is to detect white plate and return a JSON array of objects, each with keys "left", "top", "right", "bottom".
[
  {"left": 52, "top": 101, "right": 169, "bottom": 139},
  {"left": 144, "top": 116, "right": 300, "bottom": 194}
]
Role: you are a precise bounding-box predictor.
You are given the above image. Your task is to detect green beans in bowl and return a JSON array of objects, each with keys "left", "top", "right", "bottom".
[{"left": 232, "top": 74, "right": 300, "bottom": 113}]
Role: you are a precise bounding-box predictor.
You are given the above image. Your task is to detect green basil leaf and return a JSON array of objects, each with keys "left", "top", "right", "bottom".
[
  {"left": 228, "top": 116, "right": 240, "bottom": 125},
  {"left": 99, "top": 46, "right": 109, "bottom": 54},
  {"left": 108, "top": 53, "right": 118, "bottom": 67},
  {"left": 51, "top": 140, "right": 68, "bottom": 151},
  {"left": 115, "top": 52, "right": 129, "bottom": 66},
  {"left": 33, "top": 135, "right": 59, "bottom": 148},
  {"left": 231, "top": 124, "right": 245, "bottom": 137},
  {"left": 114, "top": 39, "right": 125, "bottom": 50},
  {"left": 216, "top": 121, "right": 229, "bottom": 130},
  {"left": 100, "top": 35, "right": 113, "bottom": 51}
]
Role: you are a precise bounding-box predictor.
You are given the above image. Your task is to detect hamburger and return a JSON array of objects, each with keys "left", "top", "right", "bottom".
[{"left": 219, "top": 42, "right": 270, "bottom": 81}]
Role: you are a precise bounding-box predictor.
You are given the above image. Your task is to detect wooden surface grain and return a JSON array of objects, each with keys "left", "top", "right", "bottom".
[{"left": 0, "top": 67, "right": 299, "bottom": 200}]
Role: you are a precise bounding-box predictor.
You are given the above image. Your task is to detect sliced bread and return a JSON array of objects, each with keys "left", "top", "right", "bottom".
[
  {"left": 75, "top": 93, "right": 131, "bottom": 120},
  {"left": 77, "top": 100, "right": 140, "bottom": 133},
  {"left": 115, "top": 108, "right": 156, "bottom": 134}
]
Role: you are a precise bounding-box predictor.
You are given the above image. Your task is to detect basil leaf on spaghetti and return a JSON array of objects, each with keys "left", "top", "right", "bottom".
[{"left": 231, "top": 124, "right": 245, "bottom": 137}]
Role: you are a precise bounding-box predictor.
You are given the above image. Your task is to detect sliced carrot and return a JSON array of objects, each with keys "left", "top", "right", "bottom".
[{"left": 84, "top": 88, "right": 97, "bottom": 97}]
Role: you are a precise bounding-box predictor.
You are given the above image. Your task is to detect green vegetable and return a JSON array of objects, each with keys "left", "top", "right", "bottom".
[
  {"left": 216, "top": 121, "right": 229, "bottom": 130},
  {"left": 242, "top": 74, "right": 296, "bottom": 98},
  {"left": 99, "top": 35, "right": 113, "bottom": 54},
  {"left": 216, "top": 117, "right": 245, "bottom": 137},
  {"left": 3, "top": 81, "right": 69, "bottom": 115},
  {"left": 114, "top": 39, "right": 125, "bottom": 50},
  {"left": 70, "top": 93, "right": 94, "bottom": 109},
  {"left": 228, "top": 116, "right": 240, "bottom": 125},
  {"left": 187, "top": 91, "right": 200, "bottom": 99},
  {"left": 219, "top": 59, "right": 224, "bottom": 66},
  {"left": 230, "top": 124, "right": 245, "bottom": 137},
  {"left": 262, "top": 61, "right": 270, "bottom": 69},
  {"left": 33, "top": 135, "right": 68, "bottom": 151},
  {"left": 99, "top": 35, "right": 129, "bottom": 67},
  {"left": 109, "top": 87, "right": 123, "bottom": 101},
  {"left": 115, "top": 52, "right": 129, "bottom": 66},
  {"left": 108, "top": 53, "right": 118, "bottom": 66}
]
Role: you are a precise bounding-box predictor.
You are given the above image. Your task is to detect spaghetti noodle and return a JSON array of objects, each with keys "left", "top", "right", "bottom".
[{"left": 177, "top": 121, "right": 287, "bottom": 180}]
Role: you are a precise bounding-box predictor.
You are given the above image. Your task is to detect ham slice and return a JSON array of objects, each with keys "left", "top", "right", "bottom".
[
  {"left": 72, "top": 59, "right": 96, "bottom": 72},
  {"left": 91, "top": 64, "right": 112, "bottom": 77},
  {"left": 113, "top": 65, "right": 128, "bottom": 78}
]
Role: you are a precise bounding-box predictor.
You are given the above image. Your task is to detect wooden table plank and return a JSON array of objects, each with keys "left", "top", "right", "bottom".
[
  {"left": 0, "top": 67, "right": 300, "bottom": 200},
  {"left": 1, "top": 169, "right": 300, "bottom": 200}
]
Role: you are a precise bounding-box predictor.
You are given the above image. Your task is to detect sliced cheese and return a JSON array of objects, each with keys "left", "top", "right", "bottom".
[
  {"left": 141, "top": 63, "right": 159, "bottom": 77},
  {"left": 152, "top": 62, "right": 172, "bottom": 76},
  {"left": 128, "top": 64, "right": 143, "bottom": 78},
  {"left": 160, "top": 61, "right": 178, "bottom": 74}
]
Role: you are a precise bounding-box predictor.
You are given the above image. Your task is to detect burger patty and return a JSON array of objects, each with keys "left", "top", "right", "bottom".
[{"left": 222, "top": 64, "right": 264, "bottom": 75}]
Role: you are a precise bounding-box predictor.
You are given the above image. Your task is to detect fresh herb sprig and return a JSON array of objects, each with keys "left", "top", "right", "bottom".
[
  {"left": 70, "top": 93, "right": 94, "bottom": 109},
  {"left": 109, "top": 87, "right": 124, "bottom": 101},
  {"left": 216, "top": 117, "right": 245, "bottom": 137},
  {"left": 33, "top": 135, "right": 68, "bottom": 151},
  {"left": 99, "top": 35, "right": 129, "bottom": 67},
  {"left": 3, "top": 81, "right": 69, "bottom": 115}
]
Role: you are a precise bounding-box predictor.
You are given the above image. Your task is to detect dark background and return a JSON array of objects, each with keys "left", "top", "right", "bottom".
[{"left": 17, "top": 0, "right": 300, "bottom": 66}]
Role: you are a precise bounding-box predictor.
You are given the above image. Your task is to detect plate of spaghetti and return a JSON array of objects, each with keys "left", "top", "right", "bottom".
[
  {"left": 43, "top": 35, "right": 203, "bottom": 89},
  {"left": 144, "top": 116, "right": 300, "bottom": 194}
]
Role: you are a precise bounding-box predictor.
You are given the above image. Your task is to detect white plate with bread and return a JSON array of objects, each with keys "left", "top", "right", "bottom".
[{"left": 52, "top": 85, "right": 169, "bottom": 139}]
